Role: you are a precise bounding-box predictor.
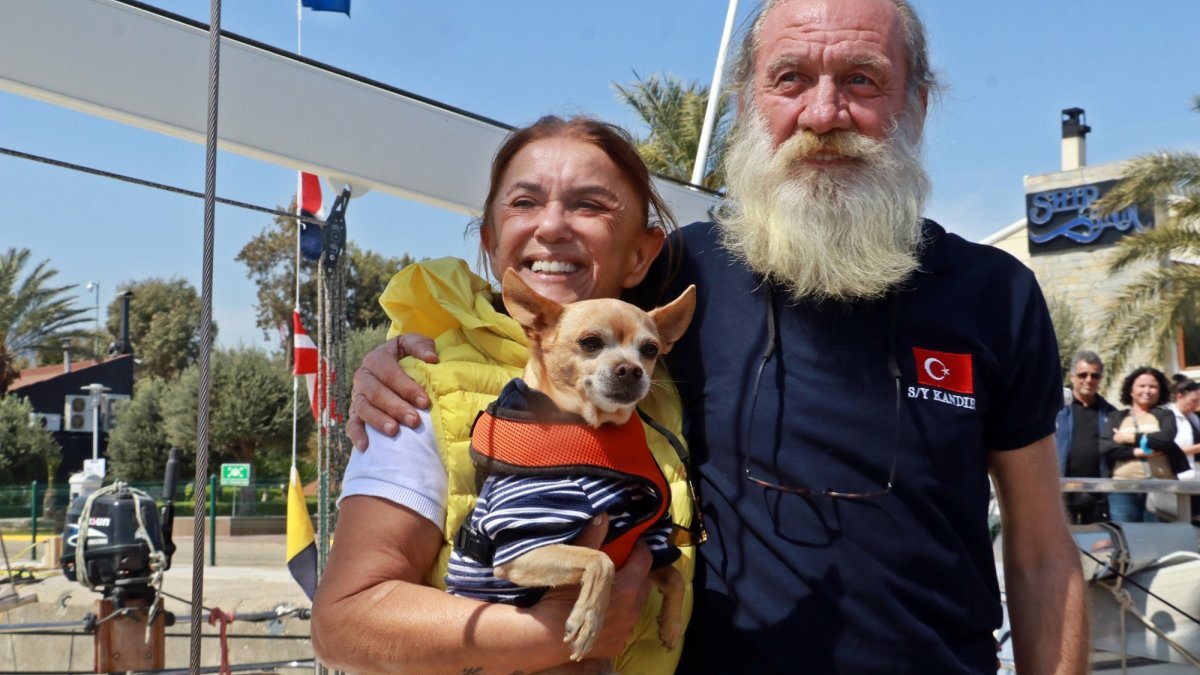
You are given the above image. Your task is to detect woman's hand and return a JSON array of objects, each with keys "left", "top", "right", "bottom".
[
  {"left": 347, "top": 334, "right": 439, "bottom": 450},
  {"left": 1113, "top": 429, "right": 1137, "bottom": 445}
]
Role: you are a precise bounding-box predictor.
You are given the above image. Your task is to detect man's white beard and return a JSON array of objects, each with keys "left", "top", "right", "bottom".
[{"left": 717, "top": 107, "right": 931, "bottom": 303}]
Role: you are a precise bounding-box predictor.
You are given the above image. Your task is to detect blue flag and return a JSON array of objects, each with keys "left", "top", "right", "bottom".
[{"left": 301, "top": 0, "right": 350, "bottom": 16}]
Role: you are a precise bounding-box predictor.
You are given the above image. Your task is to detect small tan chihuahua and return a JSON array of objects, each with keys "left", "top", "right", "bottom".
[{"left": 450, "top": 268, "right": 696, "bottom": 671}]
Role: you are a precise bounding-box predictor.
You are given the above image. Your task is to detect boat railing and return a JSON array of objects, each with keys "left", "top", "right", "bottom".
[{"left": 1060, "top": 477, "right": 1200, "bottom": 521}]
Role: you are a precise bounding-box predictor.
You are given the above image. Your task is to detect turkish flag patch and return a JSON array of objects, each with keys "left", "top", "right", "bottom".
[{"left": 913, "top": 347, "right": 974, "bottom": 395}]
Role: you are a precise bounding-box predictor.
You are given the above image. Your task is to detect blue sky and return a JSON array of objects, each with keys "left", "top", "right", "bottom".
[{"left": 3, "top": 0, "right": 1199, "bottom": 349}]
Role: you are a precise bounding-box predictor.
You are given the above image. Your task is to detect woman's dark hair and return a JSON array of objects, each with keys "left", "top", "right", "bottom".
[
  {"left": 1170, "top": 376, "right": 1200, "bottom": 398},
  {"left": 473, "top": 115, "right": 677, "bottom": 276},
  {"left": 1119, "top": 366, "right": 1171, "bottom": 407}
]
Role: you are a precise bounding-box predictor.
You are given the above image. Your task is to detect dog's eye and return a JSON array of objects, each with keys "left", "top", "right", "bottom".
[
  {"left": 578, "top": 335, "right": 604, "bottom": 353},
  {"left": 639, "top": 342, "right": 660, "bottom": 360}
]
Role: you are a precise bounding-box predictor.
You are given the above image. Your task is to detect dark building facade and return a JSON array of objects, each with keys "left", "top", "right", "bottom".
[{"left": 11, "top": 355, "right": 134, "bottom": 483}]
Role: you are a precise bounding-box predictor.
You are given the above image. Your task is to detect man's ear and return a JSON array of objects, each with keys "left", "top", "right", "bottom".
[
  {"left": 648, "top": 285, "right": 696, "bottom": 354},
  {"left": 621, "top": 227, "right": 667, "bottom": 289},
  {"left": 502, "top": 268, "right": 562, "bottom": 337}
]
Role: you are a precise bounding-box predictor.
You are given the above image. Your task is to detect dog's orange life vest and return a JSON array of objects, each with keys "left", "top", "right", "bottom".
[{"left": 469, "top": 406, "right": 672, "bottom": 568}]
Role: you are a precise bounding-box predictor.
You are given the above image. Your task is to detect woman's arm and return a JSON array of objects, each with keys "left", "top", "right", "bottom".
[
  {"left": 1143, "top": 408, "right": 1179, "bottom": 453},
  {"left": 1148, "top": 408, "right": 1190, "bottom": 475},
  {"left": 1100, "top": 410, "right": 1136, "bottom": 464},
  {"left": 312, "top": 497, "right": 652, "bottom": 674}
]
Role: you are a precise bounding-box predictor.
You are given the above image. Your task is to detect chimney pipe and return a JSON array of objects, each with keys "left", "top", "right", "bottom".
[
  {"left": 62, "top": 338, "right": 72, "bottom": 373},
  {"left": 1061, "top": 107, "right": 1090, "bottom": 171},
  {"left": 116, "top": 290, "right": 134, "bottom": 356}
]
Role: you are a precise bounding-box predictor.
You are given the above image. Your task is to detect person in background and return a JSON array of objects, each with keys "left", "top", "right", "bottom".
[
  {"left": 1168, "top": 376, "right": 1200, "bottom": 521},
  {"left": 1055, "top": 350, "right": 1117, "bottom": 523},
  {"left": 1101, "top": 367, "right": 1186, "bottom": 522},
  {"left": 1168, "top": 376, "right": 1200, "bottom": 477}
]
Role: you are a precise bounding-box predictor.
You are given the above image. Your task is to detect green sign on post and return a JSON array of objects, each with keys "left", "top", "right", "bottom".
[{"left": 220, "top": 463, "right": 251, "bottom": 487}]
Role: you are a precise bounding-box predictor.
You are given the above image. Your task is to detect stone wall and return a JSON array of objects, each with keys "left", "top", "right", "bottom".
[
  {"left": 1030, "top": 244, "right": 1167, "bottom": 399},
  {"left": 1019, "top": 163, "right": 1176, "bottom": 399}
]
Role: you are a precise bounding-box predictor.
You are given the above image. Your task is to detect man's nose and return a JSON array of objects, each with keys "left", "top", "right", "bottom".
[
  {"left": 797, "top": 78, "right": 851, "bottom": 135},
  {"left": 535, "top": 202, "right": 572, "bottom": 242}
]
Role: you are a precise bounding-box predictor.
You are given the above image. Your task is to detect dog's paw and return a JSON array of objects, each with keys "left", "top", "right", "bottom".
[
  {"left": 657, "top": 613, "right": 682, "bottom": 651},
  {"left": 563, "top": 604, "right": 602, "bottom": 661}
]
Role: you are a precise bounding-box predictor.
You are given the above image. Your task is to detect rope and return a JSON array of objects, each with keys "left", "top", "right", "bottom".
[
  {"left": 74, "top": 483, "right": 118, "bottom": 591},
  {"left": 1100, "top": 580, "right": 1200, "bottom": 670},
  {"left": 316, "top": 270, "right": 328, "bottom": 580},
  {"left": 205, "top": 607, "right": 235, "bottom": 675},
  {"left": 192, "top": 1, "right": 222, "bottom": 673},
  {"left": 315, "top": 264, "right": 330, "bottom": 675},
  {"left": 0, "top": 147, "right": 325, "bottom": 228},
  {"left": 0, "top": 523, "right": 15, "bottom": 603},
  {"left": 1081, "top": 545, "right": 1200, "bottom": 670},
  {"left": 316, "top": 204, "right": 351, "bottom": 570},
  {"left": 130, "top": 488, "right": 168, "bottom": 642},
  {"left": 1078, "top": 546, "right": 1200, "bottom": 625}
]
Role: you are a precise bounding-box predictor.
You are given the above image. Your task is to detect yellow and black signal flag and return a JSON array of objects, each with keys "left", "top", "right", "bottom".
[{"left": 287, "top": 465, "right": 318, "bottom": 600}]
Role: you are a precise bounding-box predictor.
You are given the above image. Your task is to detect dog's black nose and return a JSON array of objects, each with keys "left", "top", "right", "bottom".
[{"left": 614, "top": 363, "right": 643, "bottom": 381}]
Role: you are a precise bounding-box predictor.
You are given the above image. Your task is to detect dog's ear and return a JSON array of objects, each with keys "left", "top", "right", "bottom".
[
  {"left": 502, "top": 268, "right": 563, "bottom": 338},
  {"left": 648, "top": 285, "right": 696, "bottom": 354}
]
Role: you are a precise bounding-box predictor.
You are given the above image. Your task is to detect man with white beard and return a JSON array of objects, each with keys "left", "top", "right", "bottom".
[
  {"left": 348, "top": 0, "right": 1087, "bottom": 671},
  {"left": 650, "top": 0, "right": 1086, "bottom": 671}
]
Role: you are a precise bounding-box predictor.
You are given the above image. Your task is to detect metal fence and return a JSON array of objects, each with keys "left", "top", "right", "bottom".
[
  {"left": 0, "top": 476, "right": 316, "bottom": 563},
  {"left": 0, "top": 475, "right": 311, "bottom": 518}
]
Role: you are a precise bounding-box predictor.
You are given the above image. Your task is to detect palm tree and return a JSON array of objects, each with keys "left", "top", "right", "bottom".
[
  {"left": 0, "top": 248, "right": 91, "bottom": 392},
  {"left": 1095, "top": 95, "right": 1200, "bottom": 377},
  {"left": 613, "top": 72, "right": 732, "bottom": 191}
]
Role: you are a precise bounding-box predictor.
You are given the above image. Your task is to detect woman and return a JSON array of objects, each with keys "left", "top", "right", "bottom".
[
  {"left": 1101, "top": 367, "right": 1186, "bottom": 522},
  {"left": 311, "top": 116, "right": 695, "bottom": 674},
  {"left": 1168, "top": 377, "right": 1200, "bottom": 520},
  {"left": 1168, "top": 377, "right": 1200, "bottom": 478}
]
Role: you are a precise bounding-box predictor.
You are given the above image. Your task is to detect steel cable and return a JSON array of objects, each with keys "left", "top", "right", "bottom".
[
  {"left": 0, "top": 146, "right": 326, "bottom": 228},
  {"left": 191, "top": 1, "right": 222, "bottom": 673}
]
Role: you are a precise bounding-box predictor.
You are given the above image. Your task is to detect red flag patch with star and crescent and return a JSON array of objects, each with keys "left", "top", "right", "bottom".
[{"left": 913, "top": 347, "right": 974, "bottom": 395}]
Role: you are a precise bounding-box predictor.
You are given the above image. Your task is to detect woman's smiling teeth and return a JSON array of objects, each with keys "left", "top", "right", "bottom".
[{"left": 528, "top": 259, "right": 581, "bottom": 275}]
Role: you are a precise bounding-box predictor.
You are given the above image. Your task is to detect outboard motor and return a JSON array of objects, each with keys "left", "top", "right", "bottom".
[{"left": 61, "top": 449, "right": 179, "bottom": 607}]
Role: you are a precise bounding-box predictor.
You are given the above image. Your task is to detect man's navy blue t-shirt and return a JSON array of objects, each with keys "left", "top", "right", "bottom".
[{"left": 632, "top": 220, "right": 1061, "bottom": 673}]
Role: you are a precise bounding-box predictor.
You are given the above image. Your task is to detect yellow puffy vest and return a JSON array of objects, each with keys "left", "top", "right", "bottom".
[{"left": 380, "top": 258, "right": 694, "bottom": 674}]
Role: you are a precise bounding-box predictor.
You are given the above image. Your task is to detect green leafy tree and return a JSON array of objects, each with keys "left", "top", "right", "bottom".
[
  {"left": 107, "top": 377, "right": 174, "bottom": 482},
  {"left": 0, "top": 394, "right": 56, "bottom": 483},
  {"left": 1095, "top": 95, "right": 1200, "bottom": 377},
  {"left": 613, "top": 72, "right": 732, "bottom": 190},
  {"left": 253, "top": 324, "right": 385, "bottom": 482},
  {"left": 1045, "top": 293, "right": 1084, "bottom": 384},
  {"left": 235, "top": 204, "right": 415, "bottom": 348},
  {"left": 106, "top": 278, "right": 204, "bottom": 381},
  {"left": 0, "top": 248, "right": 91, "bottom": 393},
  {"left": 160, "top": 347, "right": 307, "bottom": 513},
  {"left": 346, "top": 324, "right": 389, "bottom": 376}
]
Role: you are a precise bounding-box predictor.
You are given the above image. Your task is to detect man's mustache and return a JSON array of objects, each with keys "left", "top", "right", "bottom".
[{"left": 775, "top": 129, "right": 886, "bottom": 164}]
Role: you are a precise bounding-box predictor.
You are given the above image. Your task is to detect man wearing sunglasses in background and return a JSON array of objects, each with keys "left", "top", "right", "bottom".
[
  {"left": 1056, "top": 351, "right": 1117, "bottom": 524},
  {"left": 350, "top": 0, "right": 1086, "bottom": 672}
]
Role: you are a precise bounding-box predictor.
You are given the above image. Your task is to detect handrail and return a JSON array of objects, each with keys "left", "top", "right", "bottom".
[{"left": 1060, "top": 477, "right": 1200, "bottom": 521}]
